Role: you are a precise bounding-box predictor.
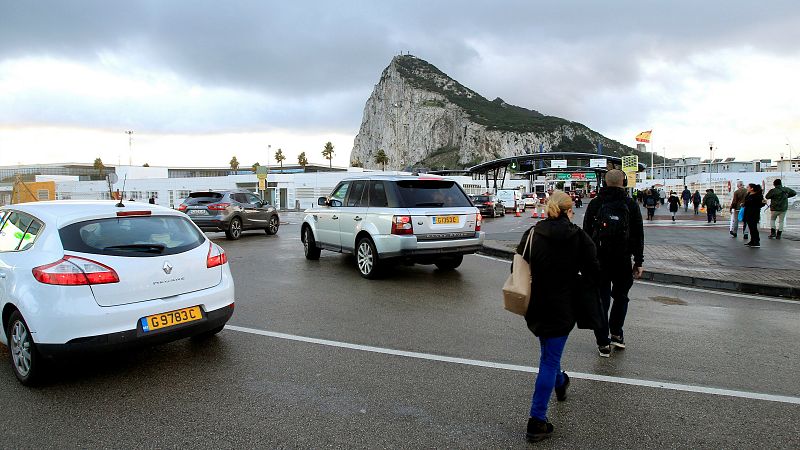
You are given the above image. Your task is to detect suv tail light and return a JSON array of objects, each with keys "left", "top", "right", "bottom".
[
  {"left": 391, "top": 215, "right": 413, "bottom": 235},
  {"left": 207, "top": 203, "right": 231, "bottom": 211},
  {"left": 475, "top": 213, "right": 482, "bottom": 232},
  {"left": 33, "top": 256, "right": 120, "bottom": 286},
  {"left": 177, "top": 204, "right": 188, "bottom": 212},
  {"left": 207, "top": 242, "right": 228, "bottom": 268},
  {"left": 483, "top": 201, "right": 494, "bottom": 206}
]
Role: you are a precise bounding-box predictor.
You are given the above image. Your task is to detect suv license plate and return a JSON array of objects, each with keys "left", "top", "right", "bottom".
[
  {"left": 141, "top": 306, "right": 203, "bottom": 332},
  {"left": 188, "top": 209, "right": 207, "bottom": 216},
  {"left": 433, "top": 215, "right": 459, "bottom": 224}
]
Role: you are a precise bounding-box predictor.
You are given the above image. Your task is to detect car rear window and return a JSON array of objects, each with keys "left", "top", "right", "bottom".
[
  {"left": 59, "top": 216, "right": 205, "bottom": 257},
  {"left": 472, "top": 195, "right": 490, "bottom": 202},
  {"left": 395, "top": 180, "right": 473, "bottom": 208},
  {"left": 185, "top": 192, "right": 224, "bottom": 205}
]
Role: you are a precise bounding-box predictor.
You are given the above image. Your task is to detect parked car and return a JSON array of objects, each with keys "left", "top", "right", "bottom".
[
  {"left": 301, "top": 175, "right": 485, "bottom": 279},
  {"left": 472, "top": 194, "right": 505, "bottom": 217},
  {"left": 0, "top": 201, "right": 235, "bottom": 385},
  {"left": 536, "top": 192, "right": 548, "bottom": 204},
  {"left": 522, "top": 193, "right": 537, "bottom": 207},
  {"left": 178, "top": 190, "right": 279, "bottom": 240}
]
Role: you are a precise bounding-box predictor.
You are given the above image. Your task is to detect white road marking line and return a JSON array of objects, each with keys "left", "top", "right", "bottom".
[
  {"left": 226, "top": 325, "right": 800, "bottom": 405},
  {"left": 471, "top": 255, "right": 798, "bottom": 304}
]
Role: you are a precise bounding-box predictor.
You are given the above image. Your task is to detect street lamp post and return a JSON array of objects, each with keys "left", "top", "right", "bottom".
[
  {"left": 125, "top": 130, "right": 134, "bottom": 166},
  {"left": 708, "top": 141, "right": 714, "bottom": 186}
]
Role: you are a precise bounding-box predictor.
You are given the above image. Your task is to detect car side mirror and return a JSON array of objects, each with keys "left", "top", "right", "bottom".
[{"left": 317, "top": 197, "right": 329, "bottom": 206}]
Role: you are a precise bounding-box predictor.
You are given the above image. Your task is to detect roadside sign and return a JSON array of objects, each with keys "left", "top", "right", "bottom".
[
  {"left": 258, "top": 178, "right": 266, "bottom": 190},
  {"left": 256, "top": 166, "right": 268, "bottom": 175},
  {"left": 257, "top": 172, "right": 267, "bottom": 180},
  {"left": 627, "top": 172, "right": 637, "bottom": 187},
  {"left": 551, "top": 160, "right": 567, "bottom": 169},
  {"left": 590, "top": 158, "right": 607, "bottom": 168},
  {"left": 621, "top": 155, "right": 638, "bottom": 172}
]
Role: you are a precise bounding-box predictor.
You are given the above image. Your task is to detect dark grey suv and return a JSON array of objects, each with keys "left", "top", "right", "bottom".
[{"left": 178, "top": 190, "right": 279, "bottom": 240}]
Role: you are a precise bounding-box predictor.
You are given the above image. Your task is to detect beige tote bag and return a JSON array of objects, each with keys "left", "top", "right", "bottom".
[{"left": 502, "top": 229, "right": 534, "bottom": 315}]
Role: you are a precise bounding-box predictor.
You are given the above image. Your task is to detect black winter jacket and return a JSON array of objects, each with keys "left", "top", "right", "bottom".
[
  {"left": 743, "top": 192, "right": 764, "bottom": 222},
  {"left": 515, "top": 216, "right": 601, "bottom": 338},
  {"left": 583, "top": 187, "right": 645, "bottom": 268}
]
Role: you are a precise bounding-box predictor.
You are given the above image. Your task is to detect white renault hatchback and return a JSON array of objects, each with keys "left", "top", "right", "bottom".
[{"left": 0, "top": 201, "right": 235, "bottom": 385}]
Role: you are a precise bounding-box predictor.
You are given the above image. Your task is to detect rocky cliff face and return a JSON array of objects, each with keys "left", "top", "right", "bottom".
[{"left": 350, "top": 55, "right": 634, "bottom": 170}]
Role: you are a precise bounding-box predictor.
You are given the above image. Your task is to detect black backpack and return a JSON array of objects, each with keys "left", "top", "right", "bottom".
[
  {"left": 593, "top": 199, "right": 630, "bottom": 255},
  {"left": 645, "top": 196, "right": 656, "bottom": 207}
]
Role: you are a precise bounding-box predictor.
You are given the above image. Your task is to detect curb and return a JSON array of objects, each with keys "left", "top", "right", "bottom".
[{"left": 477, "top": 245, "right": 800, "bottom": 300}]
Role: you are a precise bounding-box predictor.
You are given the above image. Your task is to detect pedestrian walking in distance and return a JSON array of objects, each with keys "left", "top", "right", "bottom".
[
  {"left": 644, "top": 189, "right": 657, "bottom": 220},
  {"left": 583, "top": 170, "right": 644, "bottom": 357},
  {"left": 729, "top": 181, "right": 747, "bottom": 238},
  {"left": 692, "top": 190, "right": 702, "bottom": 215},
  {"left": 743, "top": 183, "right": 764, "bottom": 247},
  {"left": 765, "top": 179, "right": 796, "bottom": 240},
  {"left": 514, "top": 190, "right": 601, "bottom": 442},
  {"left": 667, "top": 191, "right": 681, "bottom": 222},
  {"left": 681, "top": 186, "right": 691, "bottom": 212},
  {"left": 702, "top": 189, "right": 720, "bottom": 223}
]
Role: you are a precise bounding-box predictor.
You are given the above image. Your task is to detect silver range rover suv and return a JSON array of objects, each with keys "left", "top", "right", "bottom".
[{"left": 301, "top": 175, "right": 485, "bottom": 278}]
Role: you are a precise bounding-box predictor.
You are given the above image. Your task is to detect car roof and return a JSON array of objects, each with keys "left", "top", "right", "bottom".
[
  {"left": 338, "top": 174, "right": 451, "bottom": 182},
  {"left": 3, "top": 201, "right": 185, "bottom": 229}
]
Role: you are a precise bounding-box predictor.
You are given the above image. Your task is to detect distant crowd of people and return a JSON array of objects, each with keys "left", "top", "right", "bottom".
[{"left": 629, "top": 180, "right": 795, "bottom": 247}]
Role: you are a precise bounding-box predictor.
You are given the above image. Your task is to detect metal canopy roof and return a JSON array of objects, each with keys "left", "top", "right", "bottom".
[{"left": 467, "top": 152, "right": 647, "bottom": 173}]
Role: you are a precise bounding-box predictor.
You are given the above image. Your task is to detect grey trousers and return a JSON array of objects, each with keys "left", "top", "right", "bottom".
[{"left": 770, "top": 210, "right": 787, "bottom": 231}]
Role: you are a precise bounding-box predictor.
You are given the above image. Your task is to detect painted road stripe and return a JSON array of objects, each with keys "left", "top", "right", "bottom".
[
  {"left": 471, "top": 254, "right": 799, "bottom": 305},
  {"left": 226, "top": 325, "right": 800, "bottom": 405}
]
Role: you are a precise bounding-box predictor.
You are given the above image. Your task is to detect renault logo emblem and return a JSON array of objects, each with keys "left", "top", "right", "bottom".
[{"left": 163, "top": 262, "right": 173, "bottom": 275}]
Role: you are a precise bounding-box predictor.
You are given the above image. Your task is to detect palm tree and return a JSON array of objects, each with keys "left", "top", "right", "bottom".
[
  {"left": 374, "top": 149, "right": 389, "bottom": 171},
  {"left": 297, "top": 152, "right": 308, "bottom": 171},
  {"left": 251, "top": 162, "right": 260, "bottom": 173},
  {"left": 322, "top": 141, "right": 334, "bottom": 168},
  {"left": 229, "top": 156, "right": 239, "bottom": 173},
  {"left": 274, "top": 148, "right": 285, "bottom": 171}
]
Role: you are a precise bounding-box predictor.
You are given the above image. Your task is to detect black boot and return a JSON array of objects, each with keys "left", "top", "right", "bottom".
[
  {"left": 768, "top": 228, "right": 776, "bottom": 239},
  {"left": 777, "top": 231, "right": 782, "bottom": 240},
  {"left": 526, "top": 418, "right": 554, "bottom": 442},
  {"left": 555, "top": 372, "right": 570, "bottom": 401}
]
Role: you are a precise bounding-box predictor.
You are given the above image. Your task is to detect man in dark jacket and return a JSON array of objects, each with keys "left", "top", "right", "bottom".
[
  {"left": 765, "top": 179, "right": 796, "bottom": 240},
  {"left": 681, "top": 186, "right": 691, "bottom": 212},
  {"left": 729, "top": 181, "right": 747, "bottom": 238},
  {"left": 702, "top": 189, "right": 720, "bottom": 223},
  {"left": 583, "top": 170, "right": 644, "bottom": 357}
]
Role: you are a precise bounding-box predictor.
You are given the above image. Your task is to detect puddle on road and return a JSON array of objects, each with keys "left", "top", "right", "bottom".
[{"left": 649, "top": 296, "right": 688, "bottom": 306}]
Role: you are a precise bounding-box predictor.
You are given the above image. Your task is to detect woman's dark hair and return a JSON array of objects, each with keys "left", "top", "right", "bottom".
[{"left": 748, "top": 183, "right": 762, "bottom": 193}]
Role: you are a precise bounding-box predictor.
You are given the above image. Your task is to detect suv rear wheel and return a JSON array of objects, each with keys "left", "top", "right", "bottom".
[
  {"left": 225, "top": 217, "right": 242, "bottom": 240},
  {"left": 303, "top": 227, "right": 321, "bottom": 260},
  {"left": 435, "top": 255, "right": 463, "bottom": 271},
  {"left": 7, "top": 311, "right": 42, "bottom": 386},
  {"left": 356, "top": 237, "right": 381, "bottom": 279}
]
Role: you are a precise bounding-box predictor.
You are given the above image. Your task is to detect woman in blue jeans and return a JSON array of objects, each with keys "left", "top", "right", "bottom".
[{"left": 514, "top": 191, "right": 601, "bottom": 442}]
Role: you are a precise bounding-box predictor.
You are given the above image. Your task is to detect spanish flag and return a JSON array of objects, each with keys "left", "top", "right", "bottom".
[{"left": 635, "top": 130, "right": 652, "bottom": 143}]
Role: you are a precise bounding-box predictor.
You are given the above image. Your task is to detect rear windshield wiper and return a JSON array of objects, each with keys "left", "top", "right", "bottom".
[
  {"left": 415, "top": 202, "right": 444, "bottom": 207},
  {"left": 103, "top": 244, "right": 166, "bottom": 254}
]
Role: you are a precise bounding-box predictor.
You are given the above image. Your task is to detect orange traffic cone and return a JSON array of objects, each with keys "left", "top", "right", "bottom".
[
  {"left": 531, "top": 209, "right": 537, "bottom": 218},
  {"left": 515, "top": 205, "right": 521, "bottom": 217}
]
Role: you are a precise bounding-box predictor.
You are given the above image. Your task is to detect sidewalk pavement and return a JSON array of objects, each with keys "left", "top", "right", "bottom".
[{"left": 480, "top": 208, "right": 800, "bottom": 299}]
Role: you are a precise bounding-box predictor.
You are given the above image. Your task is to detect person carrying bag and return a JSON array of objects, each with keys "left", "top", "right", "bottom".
[{"left": 509, "top": 190, "right": 601, "bottom": 443}]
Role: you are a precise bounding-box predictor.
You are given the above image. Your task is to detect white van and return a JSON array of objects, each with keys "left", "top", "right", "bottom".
[{"left": 496, "top": 188, "right": 524, "bottom": 212}]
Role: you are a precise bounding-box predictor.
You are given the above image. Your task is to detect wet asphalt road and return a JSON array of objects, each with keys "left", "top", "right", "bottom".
[{"left": 0, "top": 213, "right": 798, "bottom": 448}]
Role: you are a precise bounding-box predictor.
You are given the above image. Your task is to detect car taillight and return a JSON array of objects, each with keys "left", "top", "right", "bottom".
[
  {"left": 177, "top": 204, "right": 188, "bottom": 212},
  {"left": 475, "top": 213, "right": 482, "bottom": 231},
  {"left": 207, "top": 242, "right": 228, "bottom": 268},
  {"left": 207, "top": 202, "right": 231, "bottom": 211},
  {"left": 391, "top": 215, "right": 413, "bottom": 235},
  {"left": 32, "top": 256, "right": 119, "bottom": 286},
  {"left": 117, "top": 210, "right": 152, "bottom": 217},
  {"left": 484, "top": 202, "right": 494, "bottom": 206}
]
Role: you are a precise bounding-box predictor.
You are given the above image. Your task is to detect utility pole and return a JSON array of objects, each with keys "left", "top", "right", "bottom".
[
  {"left": 125, "top": 130, "right": 134, "bottom": 166},
  {"left": 708, "top": 141, "right": 714, "bottom": 186}
]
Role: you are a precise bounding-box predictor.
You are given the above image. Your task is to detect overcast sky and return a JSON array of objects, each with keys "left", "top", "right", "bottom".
[{"left": 1, "top": 1, "right": 799, "bottom": 168}]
